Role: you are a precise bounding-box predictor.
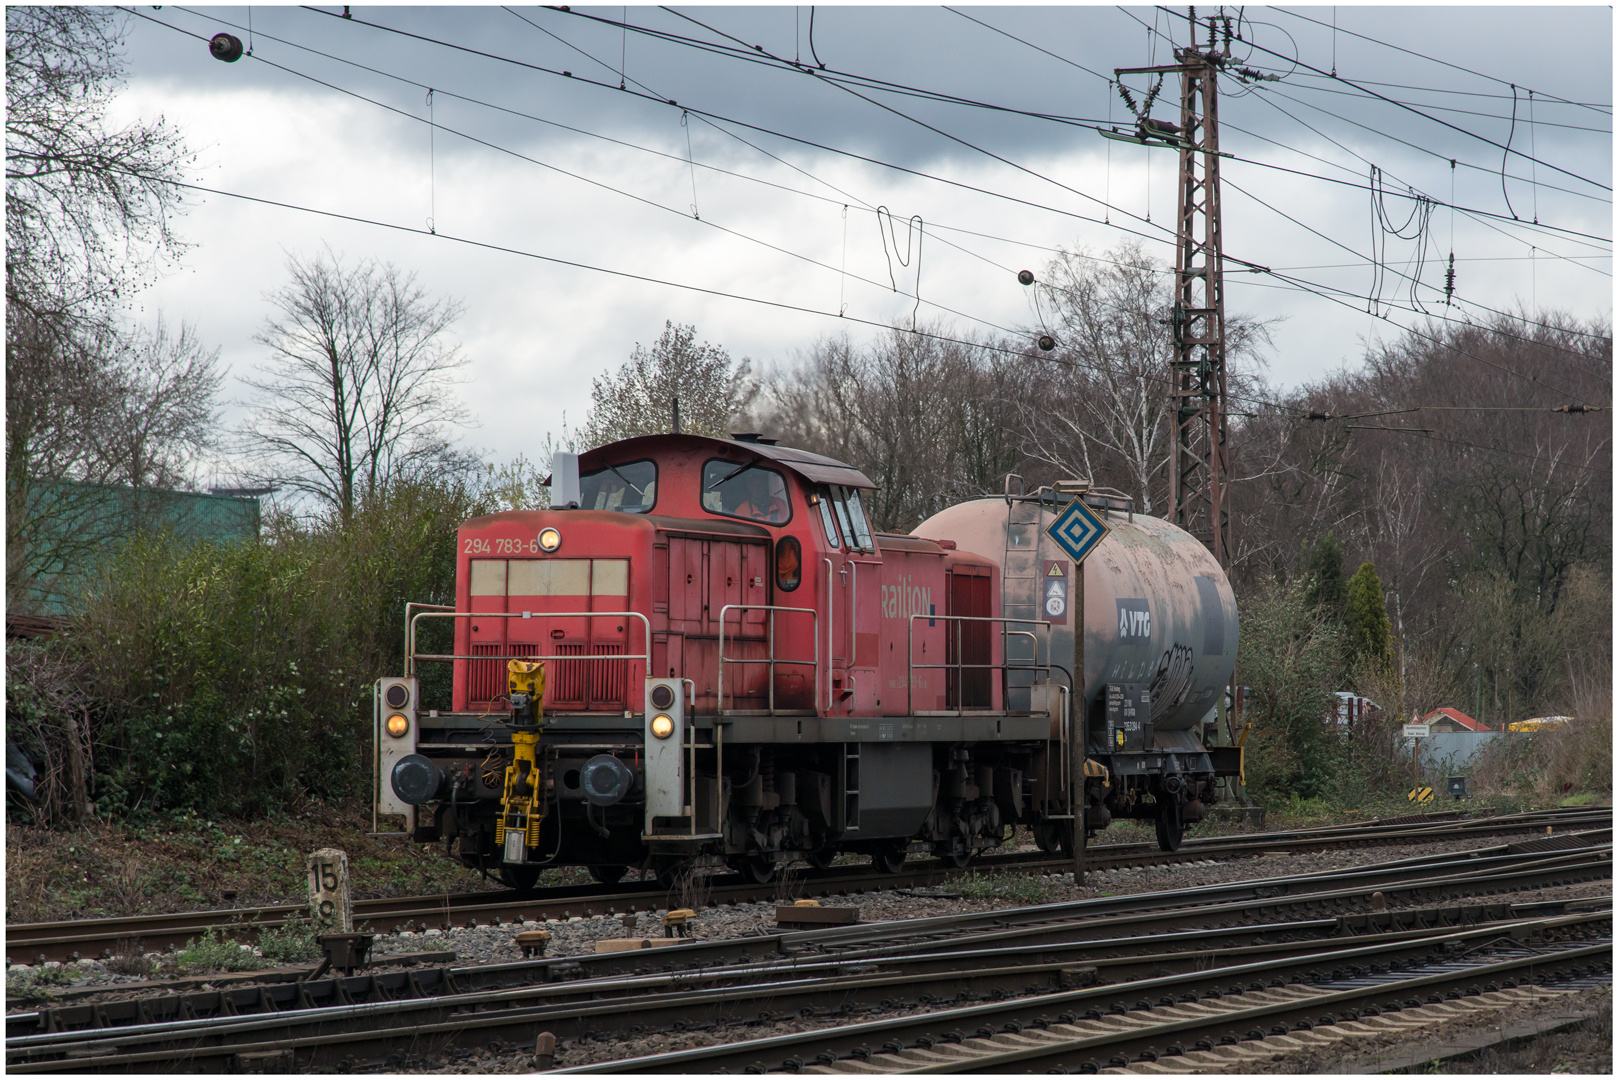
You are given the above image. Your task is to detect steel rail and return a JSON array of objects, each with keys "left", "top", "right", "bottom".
[
  {"left": 9, "top": 906, "right": 1609, "bottom": 1072},
  {"left": 12, "top": 842, "right": 1605, "bottom": 1061},
  {"left": 17, "top": 892, "right": 1599, "bottom": 1043},
  {"left": 6, "top": 808, "right": 1606, "bottom": 963},
  {"left": 560, "top": 840, "right": 1612, "bottom": 978},
  {"left": 570, "top": 937, "right": 1613, "bottom": 1073}
]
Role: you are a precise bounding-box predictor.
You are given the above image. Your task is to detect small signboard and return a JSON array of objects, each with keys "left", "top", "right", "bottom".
[
  {"left": 1402, "top": 723, "right": 1431, "bottom": 738},
  {"left": 1408, "top": 786, "right": 1435, "bottom": 804},
  {"left": 1047, "top": 497, "right": 1110, "bottom": 566},
  {"left": 1105, "top": 683, "right": 1151, "bottom": 752}
]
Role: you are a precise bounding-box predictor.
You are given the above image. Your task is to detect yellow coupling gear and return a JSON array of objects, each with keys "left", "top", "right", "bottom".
[{"left": 498, "top": 661, "right": 547, "bottom": 855}]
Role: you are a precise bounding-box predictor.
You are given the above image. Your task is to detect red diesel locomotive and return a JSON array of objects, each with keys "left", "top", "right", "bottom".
[{"left": 377, "top": 432, "right": 1238, "bottom": 888}]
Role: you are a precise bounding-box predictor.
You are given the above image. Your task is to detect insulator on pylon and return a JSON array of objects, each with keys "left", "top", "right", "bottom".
[{"left": 1444, "top": 253, "right": 1456, "bottom": 305}]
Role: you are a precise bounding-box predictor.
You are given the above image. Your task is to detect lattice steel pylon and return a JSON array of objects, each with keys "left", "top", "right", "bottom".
[{"left": 1167, "top": 31, "right": 1230, "bottom": 568}]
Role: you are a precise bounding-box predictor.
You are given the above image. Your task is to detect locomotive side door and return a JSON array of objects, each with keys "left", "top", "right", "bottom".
[
  {"left": 815, "top": 486, "right": 878, "bottom": 713},
  {"left": 810, "top": 489, "right": 850, "bottom": 713}
]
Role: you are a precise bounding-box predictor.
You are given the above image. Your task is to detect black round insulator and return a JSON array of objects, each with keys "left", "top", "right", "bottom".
[
  {"left": 391, "top": 753, "right": 446, "bottom": 805},
  {"left": 1017, "top": 269, "right": 1036, "bottom": 286},
  {"left": 1038, "top": 334, "right": 1056, "bottom": 351},
  {"left": 581, "top": 754, "right": 635, "bottom": 806},
  {"left": 209, "top": 32, "right": 244, "bottom": 62}
]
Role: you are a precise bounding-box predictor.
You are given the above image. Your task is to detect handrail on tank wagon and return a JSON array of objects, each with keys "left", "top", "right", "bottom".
[
  {"left": 717, "top": 604, "right": 821, "bottom": 716},
  {"left": 905, "top": 613, "right": 1053, "bottom": 717},
  {"left": 405, "top": 609, "right": 654, "bottom": 692}
]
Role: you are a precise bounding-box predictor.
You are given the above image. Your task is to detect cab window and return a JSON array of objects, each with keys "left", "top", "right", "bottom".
[
  {"left": 702, "top": 460, "right": 792, "bottom": 525},
  {"left": 824, "top": 485, "right": 874, "bottom": 551},
  {"left": 811, "top": 491, "right": 841, "bottom": 548},
  {"left": 844, "top": 488, "right": 875, "bottom": 549},
  {"left": 580, "top": 459, "right": 657, "bottom": 513}
]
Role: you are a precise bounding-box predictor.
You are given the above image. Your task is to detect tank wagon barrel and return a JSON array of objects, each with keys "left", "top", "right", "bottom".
[{"left": 915, "top": 487, "right": 1242, "bottom": 851}]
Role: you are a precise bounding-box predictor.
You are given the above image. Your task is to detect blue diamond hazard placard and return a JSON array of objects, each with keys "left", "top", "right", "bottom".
[{"left": 1047, "top": 497, "right": 1110, "bottom": 566}]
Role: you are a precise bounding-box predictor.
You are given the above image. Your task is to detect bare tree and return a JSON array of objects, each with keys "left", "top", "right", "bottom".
[
  {"left": 1022, "top": 243, "right": 1272, "bottom": 515},
  {"left": 7, "top": 310, "right": 220, "bottom": 610},
  {"left": 755, "top": 325, "right": 1031, "bottom": 531},
  {"left": 241, "top": 248, "right": 473, "bottom": 522},
  {"left": 581, "top": 321, "right": 755, "bottom": 446},
  {"left": 6, "top": 6, "right": 191, "bottom": 332}
]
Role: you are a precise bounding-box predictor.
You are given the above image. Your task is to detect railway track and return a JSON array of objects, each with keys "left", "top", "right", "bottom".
[
  {"left": 6, "top": 806, "right": 1605, "bottom": 964},
  {"left": 6, "top": 836, "right": 1610, "bottom": 1072}
]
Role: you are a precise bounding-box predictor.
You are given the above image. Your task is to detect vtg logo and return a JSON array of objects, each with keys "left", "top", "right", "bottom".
[{"left": 1116, "top": 599, "right": 1151, "bottom": 640}]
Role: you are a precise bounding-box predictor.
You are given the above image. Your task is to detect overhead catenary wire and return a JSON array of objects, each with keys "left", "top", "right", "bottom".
[
  {"left": 1155, "top": 5, "right": 1611, "bottom": 194},
  {"left": 133, "top": 7, "right": 1031, "bottom": 342},
  {"left": 1269, "top": 6, "right": 1611, "bottom": 116},
  {"left": 139, "top": 9, "right": 1608, "bottom": 416}
]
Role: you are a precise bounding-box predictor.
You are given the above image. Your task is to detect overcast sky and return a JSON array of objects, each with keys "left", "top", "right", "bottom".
[{"left": 111, "top": 5, "right": 1613, "bottom": 484}]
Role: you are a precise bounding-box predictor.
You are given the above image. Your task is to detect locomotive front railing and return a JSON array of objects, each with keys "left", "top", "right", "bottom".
[
  {"left": 905, "top": 613, "right": 1054, "bottom": 717},
  {"left": 717, "top": 604, "right": 821, "bottom": 716},
  {"left": 406, "top": 610, "right": 654, "bottom": 703}
]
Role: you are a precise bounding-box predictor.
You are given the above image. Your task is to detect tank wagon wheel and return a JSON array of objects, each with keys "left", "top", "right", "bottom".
[
  {"left": 589, "top": 864, "right": 629, "bottom": 886},
  {"left": 499, "top": 864, "right": 543, "bottom": 892},
  {"left": 1035, "top": 819, "right": 1075, "bottom": 856},
  {"left": 1155, "top": 800, "right": 1185, "bottom": 852},
  {"left": 872, "top": 845, "right": 907, "bottom": 874},
  {"left": 944, "top": 847, "right": 973, "bottom": 869}
]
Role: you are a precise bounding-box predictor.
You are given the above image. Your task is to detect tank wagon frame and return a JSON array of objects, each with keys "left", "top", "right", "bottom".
[{"left": 376, "top": 435, "right": 1241, "bottom": 889}]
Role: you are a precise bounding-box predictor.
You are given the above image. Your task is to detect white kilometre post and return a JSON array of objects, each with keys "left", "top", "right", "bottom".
[{"left": 307, "top": 848, "right": 352, "bottom": 932}]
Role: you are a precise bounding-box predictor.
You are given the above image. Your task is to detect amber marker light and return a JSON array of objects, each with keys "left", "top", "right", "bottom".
[
  {"left": 650, "top": 714, "right": 675, "bottom": 739},
  {"left": 386, "top": 713, "right": 410, "bottom": 738},
  {"left": 538, "top": 527, "right": 561, "bottom": 552}
]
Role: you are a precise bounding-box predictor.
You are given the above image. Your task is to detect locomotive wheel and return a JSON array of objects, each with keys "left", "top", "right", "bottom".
[
  {"left": 499, "top": 864, "right": 542, "bottom": 892},
  {"left": 735, "top": 857, "right": 778, "bottom": 884},
  {"left": 872, "top": 846, "right": 907, "bottom": 874},
  {"left": 803, "top": 847, "right": 836, "bottom": 871},
  {"left": 1155, "top": 800, "right": 1185, "bottom": 852},
  {"left": 589, "top": 864, "right": 628, "bottom": 886}
]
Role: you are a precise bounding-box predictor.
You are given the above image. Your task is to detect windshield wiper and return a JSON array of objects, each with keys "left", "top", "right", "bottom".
[
  {"left": 711, "top": 460, "right": 758, "bottom": 488},
  {"left": 605, "top": 463, "right": 645, "bottom": 497}
]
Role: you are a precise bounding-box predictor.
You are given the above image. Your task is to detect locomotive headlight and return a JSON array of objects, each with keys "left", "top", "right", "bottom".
[
  {"left": 386, "top": 713, "right": 410, "bottom": 738},
  {"left": 538, "top": 527, "right": 561, "bottom": 552},
  {"left": 650, "top": 713, "right": 675, "bottom": 739}
]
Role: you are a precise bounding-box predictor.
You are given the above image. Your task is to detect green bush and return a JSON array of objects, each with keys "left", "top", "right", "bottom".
[
  {"left": 1236, "top": 578, "right": 1346, "bottom": 802},
  {"left": 175, "top": 928, "right": 261, "bottom": 974},
  {"left": 24, "top": 476, "right": 490, "bottom": 822},
  {"left": 257, "top": 907, "right": 324, "bottom": 965}
]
